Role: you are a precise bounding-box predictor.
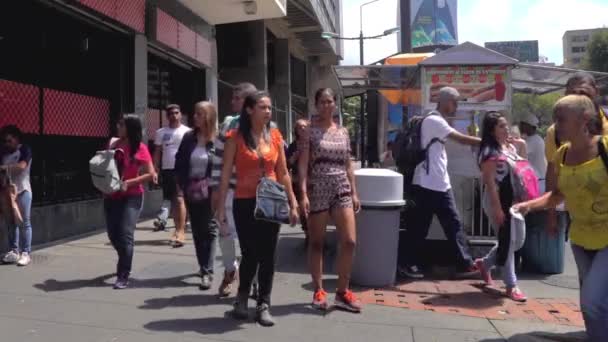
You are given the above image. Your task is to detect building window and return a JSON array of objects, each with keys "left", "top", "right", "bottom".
[
  {"left": 571, "top": 35, "right": 588, "bottom": 43},
  {"left": 572, "top": 46, "right": 586, "bottom": 53},
  {"left": 572, "top": 57, "right": 582, "bottom": 64}
]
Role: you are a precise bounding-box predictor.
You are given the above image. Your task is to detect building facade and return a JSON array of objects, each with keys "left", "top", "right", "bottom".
[
  {"left": 563, "top": 28, "right": 608, "bottom": 68},
  {"left": 0, "top": 0, "right": 341, "bottom": 251},
  {"left": 485, "top": 40, "right": 539, "bottom": 63}
]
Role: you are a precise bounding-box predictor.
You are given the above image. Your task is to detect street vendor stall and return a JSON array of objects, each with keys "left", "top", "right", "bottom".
[{"left": 332, "top": 41, "right": 608, "bottom": 250}]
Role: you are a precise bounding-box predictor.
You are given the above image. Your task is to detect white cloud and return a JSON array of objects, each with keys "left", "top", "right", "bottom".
[{"left": 342, "top": 0, "right": 608, "bottom": 66}]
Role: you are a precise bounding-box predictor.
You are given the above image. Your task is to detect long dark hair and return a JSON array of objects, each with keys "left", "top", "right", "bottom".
[
  {"left": 121, "top": 115, "right": 143, "bottom": 159},
  {"left": 478, "top": 111, "right": 504, "bottom": 166},
  {"left": 238, "top": 91, "right": 271, "bottom": 150},
  {"left": 314, "top": 88, "right": 337, "bottom": 106}
]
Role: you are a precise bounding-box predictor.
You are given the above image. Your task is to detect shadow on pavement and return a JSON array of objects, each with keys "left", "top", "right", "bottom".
[
  {"left": 143, "top": 303, "right": 325, "bottom": 335},
  {"left": 139, "top": 293, "right": 226, "bottom": 310},
  {"left": 390, "top": 284, "right": 506, "bottom": 310},
  {"left": 479, "top": 330, "right": 586, "bottom": 341},
  {"left": 34, "top": 273, "right": 199, "bottom": 292}
]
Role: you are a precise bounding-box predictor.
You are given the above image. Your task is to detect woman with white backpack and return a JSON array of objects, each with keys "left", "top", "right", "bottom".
[{"left": 104, "top": 115, "right": 155, "bottom": 289}]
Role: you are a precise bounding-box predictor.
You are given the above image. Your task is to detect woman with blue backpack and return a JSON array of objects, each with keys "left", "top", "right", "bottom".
[
  {"left": 476, "top": 112, "right": 537, "bottom": 302},
  {"left": 105, "top": 115, "right": 155, "bottom": 289}
]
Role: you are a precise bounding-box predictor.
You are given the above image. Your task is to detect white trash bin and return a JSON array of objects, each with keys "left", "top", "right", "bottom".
[{"left": 351, "top": 168, "right": 405, "bottom": 287}]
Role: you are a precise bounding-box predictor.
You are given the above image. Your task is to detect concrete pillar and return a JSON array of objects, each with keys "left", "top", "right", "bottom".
[
  {"left": 204, "top": 36, "right": 219, "bottom": 108},
  {"left": 270, "top": 38, "right": 291, "bottom": 140},
  {"left": 133, "top": 34, "right": 148, "bottom": 138}
]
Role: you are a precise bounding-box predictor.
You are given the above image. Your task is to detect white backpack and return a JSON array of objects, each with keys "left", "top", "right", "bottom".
[{"left": 89, "top": 149, "right": 123, "bottom": 194}]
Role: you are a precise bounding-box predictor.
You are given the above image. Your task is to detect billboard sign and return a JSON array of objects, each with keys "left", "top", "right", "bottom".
[
  {"left": 410, "top": 0, "right": 458, "bottom": 49},
  {"left": 422, "top": 65, "right": 512, "bottom": 111},
  {"left": 484, "top": 41, "right": 539, "bottom": 62}
]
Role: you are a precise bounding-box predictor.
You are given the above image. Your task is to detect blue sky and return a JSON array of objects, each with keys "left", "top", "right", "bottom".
[{"left": 341, "top": 0, "right": 608, "bottom": 65}]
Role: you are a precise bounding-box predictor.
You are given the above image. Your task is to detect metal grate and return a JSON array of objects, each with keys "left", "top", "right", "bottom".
[
  {"left": 156, "top": 9, "right": 179, "bottom": 50},
  {"left": 177, "top": 23, "right": 196, "bottom": 59},
  {"left": 43, "top": 89, "right": 110, "bottom": 137},
  {"left": 78, "top": 0, "right": 145, "bottom": 33},
  {"left": 0, "top": 80, "right": 40, "bottom": 134}
]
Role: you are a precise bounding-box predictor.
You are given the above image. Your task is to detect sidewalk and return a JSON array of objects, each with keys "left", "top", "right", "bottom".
[{"left": 0, "top": 220, "right": 586, "bottom": 342}]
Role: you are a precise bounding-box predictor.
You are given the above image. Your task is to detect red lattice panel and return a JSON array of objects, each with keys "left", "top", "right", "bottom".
[
  {"left": 0, "top": 80, "right": 40, "bottom": 134},
  {"left": 78, "top": 0, "right": 114, "bottom": 18},
  {"left": 43, "top": 89, "right": 110, "bottom": 137},
  {"left": 196, "top": 34, "right": 212, "bottom": 67},
  {"left": 156, "top": 9, "right": 178, "bottom": 50},
  {"left": 178, "top": 23, "right": 196, "bottom": 59},
  {"left": 146, "top": 108, "right": 161, "bottom": 140},
  {"left": 78, "top": 0, "right": 145, "bottom": 33},
  {"left": 116, "top": 0, "right": 145, "bottom": 33}
]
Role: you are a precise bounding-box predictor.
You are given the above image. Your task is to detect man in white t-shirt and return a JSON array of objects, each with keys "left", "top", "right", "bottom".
[
  {"left": 153, "top": 104, "right": 191, "bottom": 247},
  {"left": 519, "top": 114, "right": 547, "bottom": 192},
  {"left": 398, "top": 87, "right": 481, "bottom": 279}
]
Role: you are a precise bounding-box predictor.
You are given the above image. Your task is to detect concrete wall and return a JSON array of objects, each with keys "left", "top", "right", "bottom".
[{"left": 0, "top": 190, "right": 162, "bottom": 254}]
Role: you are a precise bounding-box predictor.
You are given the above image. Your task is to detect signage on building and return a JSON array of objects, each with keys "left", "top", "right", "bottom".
[
  {"left": 485, "top": 40, "right": 539, "bottom": 62},
  {"left": 421, "top": 65, "right": 512, "bottom": 110},
  {"left": 410, "top": 0, "right": 458, "bottom": 49}
]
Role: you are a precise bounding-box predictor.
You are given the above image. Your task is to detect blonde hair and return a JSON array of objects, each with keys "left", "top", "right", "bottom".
[
  {"left": 194, "top": 101, "right": 218, "bottom": 140},
  {"left": 554, "top": 95, "right": 598, "bottom": 132}
]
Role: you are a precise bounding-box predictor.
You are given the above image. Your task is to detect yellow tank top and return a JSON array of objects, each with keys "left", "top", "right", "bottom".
[{"left": 556, "top": 136, "right": 608, "bottom": 250}]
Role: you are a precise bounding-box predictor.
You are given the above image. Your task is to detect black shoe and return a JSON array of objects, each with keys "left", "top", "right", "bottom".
[
  {"left": 153, "top": 220, "right": 166, "bottom": 232},
  {"left": 397, "top": 265, "right": 424, "bottom": 279},
  {"left": 200, "top": 274, "right": 212, "bottom": 290},
  {"left": 256, "top": 304, "right": 276, "bottom": 327}
]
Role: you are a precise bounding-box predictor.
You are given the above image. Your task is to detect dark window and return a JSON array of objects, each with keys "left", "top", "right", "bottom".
[
  {"left": 0, "top": 0, "right": 132, "bottom": 205},
  {"left": 290, "top": 55, "right": 307, "bottom": 98}
]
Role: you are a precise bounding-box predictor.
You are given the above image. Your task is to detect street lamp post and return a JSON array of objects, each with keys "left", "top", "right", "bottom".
[{"left": 321, "top": 0, "right": 399, "bottom": 166}]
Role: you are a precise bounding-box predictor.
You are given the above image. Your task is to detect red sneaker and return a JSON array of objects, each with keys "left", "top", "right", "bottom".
[
  {"left": 312, "top": 289, "right": 329, "bottom": 310},
  {"left": 335, "top": 290, "right": 362, "bottom": 313},
  {"left": 475, "top": 259, "right": 494, "bottom": 286},
  {"left": 506, "top": 287, "right": 527, "bottom": 302}
]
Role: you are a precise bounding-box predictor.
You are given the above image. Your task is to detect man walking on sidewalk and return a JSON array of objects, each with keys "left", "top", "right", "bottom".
[
  {"left": 153, "top": 104, "right": 191, "bottom": 248},
  {"left": 398, "top": 87, "right": 481, "bottom": 279}
]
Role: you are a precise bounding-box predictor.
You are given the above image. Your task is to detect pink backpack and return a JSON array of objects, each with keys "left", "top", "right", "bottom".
[{"left": 504, "top": 153, "right": 540, "bottom": 202}]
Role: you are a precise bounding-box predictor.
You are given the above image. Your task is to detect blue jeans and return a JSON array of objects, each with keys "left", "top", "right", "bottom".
[
  {"left": 482, "top": 244, "right": 517, "bottom": 288},
  {"left": 571, "top": 244, "right": 608, "bottom": 342},
  {"left": 399, "top": 186, "right": 474, "bottom": 270},
  {"left": 186, "top": 198, "right": 217, "bottom": 276},
  {"left": 104, "top": 195, "right": 143, "bottom": 276},
  {"left": 8, "top": 190, "right": 32, "bottom": 254}
]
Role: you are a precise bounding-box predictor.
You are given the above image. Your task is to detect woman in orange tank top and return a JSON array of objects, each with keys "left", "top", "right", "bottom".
[{"left": 216, "top": 91, "right": 298, "bottom": 327}]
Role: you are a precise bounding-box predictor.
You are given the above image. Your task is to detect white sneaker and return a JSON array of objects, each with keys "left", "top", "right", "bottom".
[
  {"left": 2, "top": 250, "right": 20, "bottom": 264},
  {"left": 17, "top": 253, "right": 31, "bottom": 267}
]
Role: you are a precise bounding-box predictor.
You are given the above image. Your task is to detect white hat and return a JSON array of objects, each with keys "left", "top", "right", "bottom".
[
  {"left": 521, "top": 114, "right": 539, "bottom": 128},
  {"left": 438, "top": 87, "right": 461, "bottom": 103}
]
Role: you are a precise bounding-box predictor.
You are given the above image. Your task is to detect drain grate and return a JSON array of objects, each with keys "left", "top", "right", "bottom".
[
  {"left": 541, "top": 275, "right": 580, "bottom": 290},
  {"left": 31, "top": 253, "right": 54, "bottom": 265}
]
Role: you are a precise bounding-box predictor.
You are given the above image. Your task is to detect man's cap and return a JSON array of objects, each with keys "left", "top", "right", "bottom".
[
  {"left": 438, "top": 87, "right": 461, "bottom": 103},
  {"left": 520, "top": 114, "right": 539, "bottom": 128}
]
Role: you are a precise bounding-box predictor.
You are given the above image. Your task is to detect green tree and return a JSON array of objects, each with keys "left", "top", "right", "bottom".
[
  {"left": 512, "top": 92, "right": 561, "bottom": 136},
  {"left": 342, "top": 96, "right": 361, "bottom": 136},
  {"left": 584, "top": 30, "right": 608, "bottom": 73}
]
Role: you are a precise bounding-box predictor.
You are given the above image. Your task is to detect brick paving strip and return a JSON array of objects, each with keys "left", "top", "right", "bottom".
[{"left": 357, "top": 280, "right": 584, "bottom": 327}]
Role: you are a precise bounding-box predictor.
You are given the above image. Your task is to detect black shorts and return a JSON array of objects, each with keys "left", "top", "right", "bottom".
[{"left": 161, "top": 169, "right": 178, "bottom": 200}]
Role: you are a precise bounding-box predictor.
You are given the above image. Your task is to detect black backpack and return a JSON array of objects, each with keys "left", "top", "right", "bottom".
[{"left": 392, "top": 114, "right": 442, "bottom": 197}]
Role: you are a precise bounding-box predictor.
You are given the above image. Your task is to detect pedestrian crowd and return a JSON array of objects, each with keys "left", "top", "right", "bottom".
[{"left": 0, "top": 73, "right": 607, "bottom": 339}]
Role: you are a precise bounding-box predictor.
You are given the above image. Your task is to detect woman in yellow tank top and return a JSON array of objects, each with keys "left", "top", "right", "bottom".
[{"left": 515, "top": 95, "right": 608, "bottom": 341}]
